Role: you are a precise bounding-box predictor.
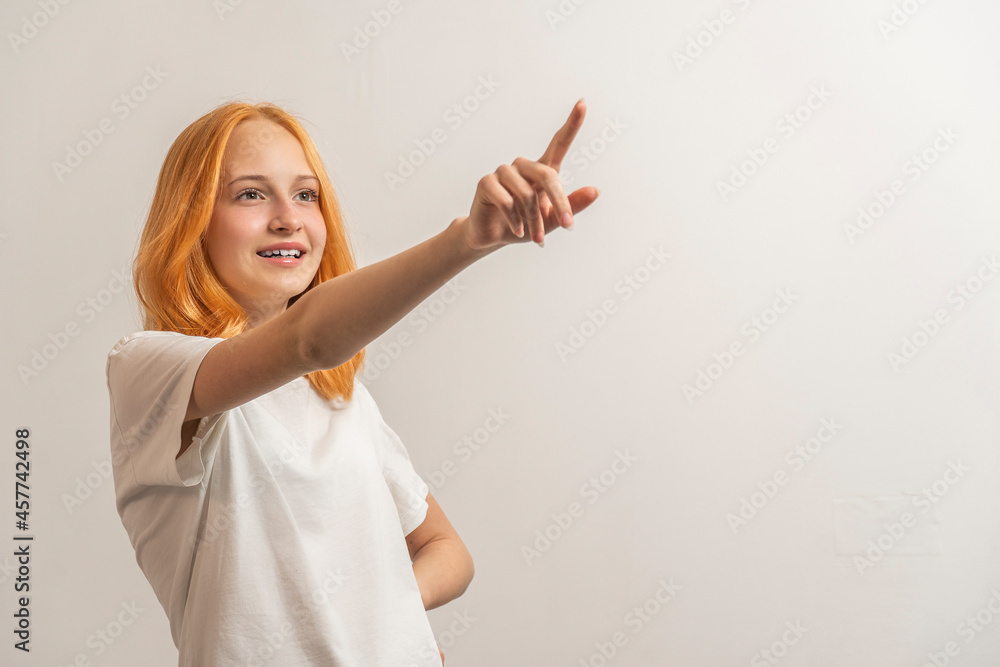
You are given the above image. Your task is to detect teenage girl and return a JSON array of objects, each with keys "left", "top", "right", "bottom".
[{"left": 106, "top": 98, "right": 598, "bottom": 666}]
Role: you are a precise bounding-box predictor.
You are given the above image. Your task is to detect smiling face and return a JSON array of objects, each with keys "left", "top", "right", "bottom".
[{"left": 205, "top": 118, "right": 327, "bottom": 327}]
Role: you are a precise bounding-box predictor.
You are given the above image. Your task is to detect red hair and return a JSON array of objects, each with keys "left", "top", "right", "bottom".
[{"left": 132, "top": 100, "right": 365, "bottom": 402}]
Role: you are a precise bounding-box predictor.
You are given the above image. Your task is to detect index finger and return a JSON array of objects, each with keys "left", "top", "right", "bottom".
[{"left": 538, "top": 98, "right": 587, "bottom": 171}]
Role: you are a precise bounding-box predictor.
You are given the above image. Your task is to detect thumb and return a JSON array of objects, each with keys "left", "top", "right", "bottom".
[{"left": 567, "top": 186, "right": 600, "bottom": 216}]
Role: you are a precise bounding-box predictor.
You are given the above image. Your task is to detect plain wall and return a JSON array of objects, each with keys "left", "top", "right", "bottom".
[{"left": 2, "top": 0, "right": 999, "bottom": 665}]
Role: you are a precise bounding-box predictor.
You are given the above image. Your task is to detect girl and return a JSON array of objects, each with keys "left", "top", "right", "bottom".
[{"left": 105, "top": 98, "right": 598, "bottom": 666}]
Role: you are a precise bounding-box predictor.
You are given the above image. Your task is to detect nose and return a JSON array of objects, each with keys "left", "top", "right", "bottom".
[{"left": 269, "top": 196, "right": 303, "bottom": 232}]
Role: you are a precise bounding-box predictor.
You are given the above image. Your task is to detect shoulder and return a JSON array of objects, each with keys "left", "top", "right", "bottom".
[
  {"left": 106, "top": 330, "right": 226, "bottom": 380},
  {"left": 108, "top": 330, "right": 225, "bottom": 356},
  {"left": 108, "top": 330, "right": 189, "bottom": 355}
]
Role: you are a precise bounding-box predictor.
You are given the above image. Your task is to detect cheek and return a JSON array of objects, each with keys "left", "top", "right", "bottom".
[
  {"left": 206, "top": 219, "right": 246, "bottom": 276},
  {"left": 312, "top": 220, "right": 328, "bottom": 255},
  {"left": 205, "top": 227, "right": 226, "bottom": 269}
]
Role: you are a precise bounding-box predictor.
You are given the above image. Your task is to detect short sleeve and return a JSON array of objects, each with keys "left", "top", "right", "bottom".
[
  {"left": 355, "top": 381, "right": 430, "bottom": 536},
  {"left": 106, "top": 331, "right": 227, "bottom": 487}
]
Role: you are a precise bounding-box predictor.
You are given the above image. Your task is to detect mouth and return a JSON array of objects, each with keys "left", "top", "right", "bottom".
[
  {"left": 256, "top": 248, "right": 305, "bottom": 265},
  {"left": 257, "top": 248, "right": 303, "bottom": 259}
]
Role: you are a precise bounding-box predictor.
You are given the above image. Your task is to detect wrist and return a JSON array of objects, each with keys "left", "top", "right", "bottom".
[{"left": 446, "top": 215, "right": 497, "bottom": 263}]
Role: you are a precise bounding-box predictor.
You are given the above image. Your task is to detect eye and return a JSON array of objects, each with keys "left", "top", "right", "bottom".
[
  {"left": 297, "top": 189, "right": 320, "bottom": 202},
  {"left": 235, "top": 188, "right": 264, "bottom": 201}
]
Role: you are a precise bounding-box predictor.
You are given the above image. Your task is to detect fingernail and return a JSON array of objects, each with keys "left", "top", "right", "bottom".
[
  {"left": 538, "top": 237, "right": 545, "bottom": 248},
  {"left": 561, "top": 212, "right": 573, "bottom": 228}
]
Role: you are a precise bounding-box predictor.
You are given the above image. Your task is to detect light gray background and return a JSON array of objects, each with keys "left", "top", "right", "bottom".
[{"left": 3, "top": 0, "right": 1000, "bottom": 665}]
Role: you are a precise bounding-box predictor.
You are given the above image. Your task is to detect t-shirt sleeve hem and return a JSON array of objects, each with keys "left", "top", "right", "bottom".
[
  {"left": 173, "top": 412, "right": 226, "bottom": 486},
  {"left": 165, "top": 338, "right": 227, "bottom": 487},
  {"left": 399, "top": 478, "right": 430, "bottom": 536},
  {"left": 108, "top": 331, "right": 226, "bottom": 488}
]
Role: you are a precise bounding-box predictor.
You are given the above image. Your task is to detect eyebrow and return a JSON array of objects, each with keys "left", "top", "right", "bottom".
[{"left": 227, "top": 174, "right": 319, "bottom": 186}]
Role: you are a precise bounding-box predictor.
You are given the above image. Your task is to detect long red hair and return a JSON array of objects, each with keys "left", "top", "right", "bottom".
[{"left": 132, "top": 100, "right": 365, "bottom": 402}]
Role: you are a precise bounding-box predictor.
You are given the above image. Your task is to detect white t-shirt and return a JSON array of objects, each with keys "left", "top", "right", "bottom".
[{"left": 105, "top": 330, "right": 442, "bottom": 667}]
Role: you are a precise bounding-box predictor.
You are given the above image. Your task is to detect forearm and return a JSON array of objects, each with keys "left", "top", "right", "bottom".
[
  {"left": 412, "top": 537, "right": 475, "bottom": 611},
  {"left": 295, "top": 216, "right": 495, "bottom": 370}
]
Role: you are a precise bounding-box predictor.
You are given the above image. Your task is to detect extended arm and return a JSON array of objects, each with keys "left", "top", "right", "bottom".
[
  {"left": 184, "top": 100, "right": 597, "bottom": 428},
  {"left": 183, "top": 215, "right": 491, "bottom": 424},
  {"left": 299, "top": 99, "right": 596, "bottom": 373},
  {"left": 297, "top": 216, "right": 492, "bottom": 371}
]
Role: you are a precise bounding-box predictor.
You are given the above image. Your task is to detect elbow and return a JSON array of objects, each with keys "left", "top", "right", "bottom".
[
  {"left": 290, "top": 297, "right": 319, "bottom": 372},
  {"left": 458, "top": 544, "right": 475, "bottom": 597},
  {"left": 293, "top": 302, "right": 337, "bottom": 373},
  {"left": 293, "top": 302, "right": 355, "bottom": 373},
  {"left": 297, "top": 323, "right": 325, "bottom": 373}
]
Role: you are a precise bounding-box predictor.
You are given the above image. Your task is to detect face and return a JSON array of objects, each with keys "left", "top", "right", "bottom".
[{"left": 205, "top": 118, "right": 326, "bottom": 327}]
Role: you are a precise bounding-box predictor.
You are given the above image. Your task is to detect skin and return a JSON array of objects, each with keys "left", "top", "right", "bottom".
[
  {"left": 200, "top": 102, "right": 598, "bottom": 664},
  {"left": 204, "top": 118, "right": 327, "bottom": 327},
  {"left": 460, "top": 97, "right": 599, "bottom": 251}
]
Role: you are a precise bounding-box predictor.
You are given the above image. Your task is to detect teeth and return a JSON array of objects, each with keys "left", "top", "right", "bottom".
[{"left": 259, "top": 249, "right": 302, "bottom": 258}]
